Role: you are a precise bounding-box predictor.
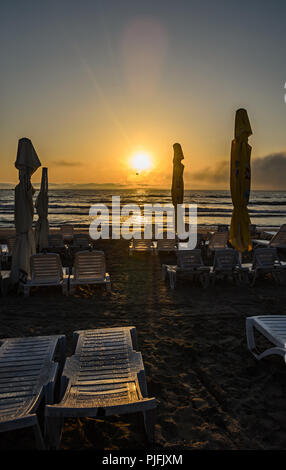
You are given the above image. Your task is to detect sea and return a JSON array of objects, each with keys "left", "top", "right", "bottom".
[{"left": 0, "top": 188, "right": 285, "bottom": 230}]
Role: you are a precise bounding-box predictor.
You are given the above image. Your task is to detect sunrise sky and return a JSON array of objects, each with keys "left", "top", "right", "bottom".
[{"left": 1, "top": 0, "right": 286, "bottom": 189}]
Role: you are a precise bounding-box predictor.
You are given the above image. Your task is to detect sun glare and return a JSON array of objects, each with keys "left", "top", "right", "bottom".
[{"left": 131, "top": 152, "right": 152, "bottom": 174}]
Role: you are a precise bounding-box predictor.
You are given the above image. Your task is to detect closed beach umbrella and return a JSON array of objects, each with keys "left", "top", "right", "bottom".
[
  {"left": 171, "top": 143, "right": 184, "bottom": 232},
  {"left": 229, "top": 109, "right": 252, "bottom": 252},
  {"left": 10, "top": 138, "right": 41, "bottom": 283},
  {"left": 35, "top": 167, "right": 49, "bottom": 251}
]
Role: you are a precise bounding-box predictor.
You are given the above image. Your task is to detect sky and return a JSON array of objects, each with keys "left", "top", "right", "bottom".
[{"left": 0, "top": 0, "right": 286, "bottom": 189}]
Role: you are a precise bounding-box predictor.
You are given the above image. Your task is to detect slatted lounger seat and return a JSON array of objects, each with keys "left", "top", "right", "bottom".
[
  {"left": 0, "top": 334, "right": 66, "bottom": 449},
  {"left": 212, "top": 249, "right": 249, "bottom": 285},
  {"left": 69, "top": 250, "right": 111, "bottom": 294},
  {"left": 45, "top": 327, "right": 156, "bottom": 449},
  {"left": 129, "top": 238, "right": 154, "bottom": 255},
  {"left": 162, "top": 249, "right": 210, "bottom": 289},
  {"left": 248, "top": 247, "right": 286, "bottom": 286},
  {"left": 23, "top": 253, "right": 69, "bottom": 297},
  {"left": 246, "top": 316, "right": 286, "bottom": 361}
]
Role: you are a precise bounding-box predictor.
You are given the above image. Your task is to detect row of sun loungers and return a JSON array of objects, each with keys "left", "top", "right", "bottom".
[
  {"left": 162, "top": 247, "right": 286, "bottom": 289},
  {"left": 19, "top": 251, "right": 110, "bottom": 297},
  {"left": 0, "top": 327, "right": 155, "bottom": 449}
]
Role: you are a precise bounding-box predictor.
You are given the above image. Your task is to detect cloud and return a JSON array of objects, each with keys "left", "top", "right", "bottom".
[
  {"left": 52, "top": 160, "right": 83, "bottom": 167},
  {"left": 191, "top": 160, "right": 229, "bottom": 184},
  {"left": 190, "top": 151, "right": 286, "bottom": 189},
  {"left": 252, "top": 152, "right": 286, "bottom": 189}
]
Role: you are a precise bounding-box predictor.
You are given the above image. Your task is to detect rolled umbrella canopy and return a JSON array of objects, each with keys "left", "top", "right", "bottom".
[
  {"left": 10, "top": 138, "right": 41, "bottom": 284},
  {"left": 35, "top": 167, "right": 49, "bottom": 251},
  {"left": 229, "top": 108, "right": 252, "bottom": 252},
  {"left": 171, "top": 143, "right": 184, "bottom": 233}
]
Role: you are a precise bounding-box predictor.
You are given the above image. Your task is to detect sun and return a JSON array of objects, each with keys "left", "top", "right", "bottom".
[{"left": 131, "top": 152, "right": 152, "bottom": 174}]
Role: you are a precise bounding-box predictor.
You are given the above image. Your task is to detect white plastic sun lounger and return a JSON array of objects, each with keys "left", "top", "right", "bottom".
[
  {"left": 69, "top": 250, "right": 111, "bottom": 294},
  {"left": 60, "top": 225, "right": 74, "bottom": 243},
  {"left": 48, "top": 234, "right": 66, "bottom": 252},
  {"left": 252, "top": 224, "right": 286, "bottom": 249},
  {"left": 207, "top": 231, "right": 229, "bottom": 255},
  {"left": 246, "top": 316, "right": 286, "bottom": 361},
  {"left": 153, "top": 238, "right": 177, "bottom": 254},
  {"left": 45, "top": 327, "right": 156, "bottom": 449},
  {"left": 129, "top": 238, "right": 154, "bottom": 255},
  {"left": 162, "top": 249, "right": 210, "bottom": 289},
  {"left": 71, "top": 233, "right": 92, "bottom": 250},
  {"left": 249, "top": 247, "right": 286, "bottom": 286},
  {"left": 0, "top": 334, "right": 66, "bottom": 449},
  {"left": 22, "top": 253, "right": 69, "bottom": 297},
  {"left": 212, "top": 249, "right": 249, "bottom": 285}
]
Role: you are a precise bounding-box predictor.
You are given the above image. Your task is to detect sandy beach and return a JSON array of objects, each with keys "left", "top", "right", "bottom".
[{"left": 1, "top": 237, "right": 286, "bottom": 450}]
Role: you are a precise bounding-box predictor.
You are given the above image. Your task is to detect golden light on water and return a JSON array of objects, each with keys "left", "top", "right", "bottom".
[{"left": 130, "top": 152, "right": 152, "bottom": 174}]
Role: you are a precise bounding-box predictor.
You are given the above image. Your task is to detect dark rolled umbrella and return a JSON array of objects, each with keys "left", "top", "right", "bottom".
[
  {"left": 10, "top": 138, "right": 41, "bottom": 284},
  {"left": 35, "top": 167, "right": 49, "bottom": 251},
  {"left": 229, "top": 108, "right": 252, "bottom": 252},
  {"left": 171, "top": 143, "right": 184, "bottom": 232}
]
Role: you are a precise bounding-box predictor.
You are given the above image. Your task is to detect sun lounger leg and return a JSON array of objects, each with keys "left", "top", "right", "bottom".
[
  {"left": 33, "top": 420, "right": 46, "bottom": 450},
  {"left": 199, "top": 272, "right": 209, "bottom": 289},
  {"left": 62, "top": 282, "right": 68, "bottom": 296},
  {"left": 246, "top": 318, "right": 257, "bottom": 355},
  {"left": 23, "top": 285, "right": 30, "bottom": 297},
  {"left": 143, "top": 408, "right": 156, "bottom": 443},
  {"left": 250, "top": 270, "right": 257, "bottom": 287},
  {"left": 45, "top": 416, "right": 63, "bottom": 450},
  {"left": 168, "top": 270, "right": 176, "bottom": 289}
]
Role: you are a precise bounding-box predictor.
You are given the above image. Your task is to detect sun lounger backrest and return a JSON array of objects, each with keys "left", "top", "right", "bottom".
[
  {"left": 177, "top": 249, "right": 203, "bottom": 269},
  {"left": 60, "top": 225, "right": 74, "bottom": 242},
  {"left": 253, "top": 248, "right": 281, "bottom": 268},
  {"left": 132, "top": 239, "right": 153, "bottom": 250},
  {"left": 48, "top": 234, "right": 64, "bottom": 248},
  {"left": 30, "top": 253, "right": 63, "bottom": 283},
  {"left": 7, "top": 237, "right": 16, "bottom": 256},
  {"left": 209, "top": 231, "right": 229, "bottom": 251},
  {"left": 214, "top": 249, "right": 239, "bottom": 269},
  {"left": 73, "top": 234, "right": 90, "bottom": 248},
  {"left": 269, "top": 230, "right": 286, "bottom": 247},
  {"left": 156, "top": 239, "right": 176, "bottom": 250},
  {"left": 74, "top": 250, "right": 106, "bottom": 281}
]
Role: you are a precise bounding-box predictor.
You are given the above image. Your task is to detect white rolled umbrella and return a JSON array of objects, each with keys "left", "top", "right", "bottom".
[
  {"left": 10, "top": 138, "right": 41, "bottom": 284},
  {"left": 35, "top": 167, "right": 49, "bottom": 251}
]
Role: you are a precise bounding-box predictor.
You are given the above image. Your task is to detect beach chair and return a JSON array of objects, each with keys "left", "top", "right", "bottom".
[
  {"left": 45, "top": 327, "right": 156, "bottom": 449},
  {"left": 22, "top": 253, "right": 69, "bottom": 297},
  {"left": 0, "top": 270, "right": 10, "bottom": 296},
  {"left": 129, "top": 238, "right": 154, "bottom": 255},
  {"left": 249, "top": 247, "right": 286, "bottom": 286},
  {"left": 7, "top": 237, "right": 16, "bottom": 257},
  {"left": 246, "top": 315, "right": 286, "bottom": 361},
  {"left": 0, "top": 334, "right": 66, "bottom": 449},
  {"left": 153, "top": 238, "right": 177, "bottom": 255},
  {"left": 71, "top": 233, "right": 92, "bottom": 251},
  {"left": 207, "top": 231, "right": 229, "bottom": 256},
  {"left": 48, "top": 233, "right": 65, "bottom": 249},
  {"left": 60, "top": 225, "right": 74, "bottom": 243},
  {"left": 162, "top": 249, "right": 210, "bottom": 289},
  {"left": 69, "top": 250, "right": 111, "bottom": 294},
  {"left": 212, "top": 249, "right": 249, "bottom": 285},
  {"left": 252, "top": 224, "right": 286, "bottom": 249}
]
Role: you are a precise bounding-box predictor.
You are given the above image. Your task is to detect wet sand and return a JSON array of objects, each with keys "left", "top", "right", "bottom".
[{"left": 1, "top": 238, "right": 286, "bottom": 450}]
